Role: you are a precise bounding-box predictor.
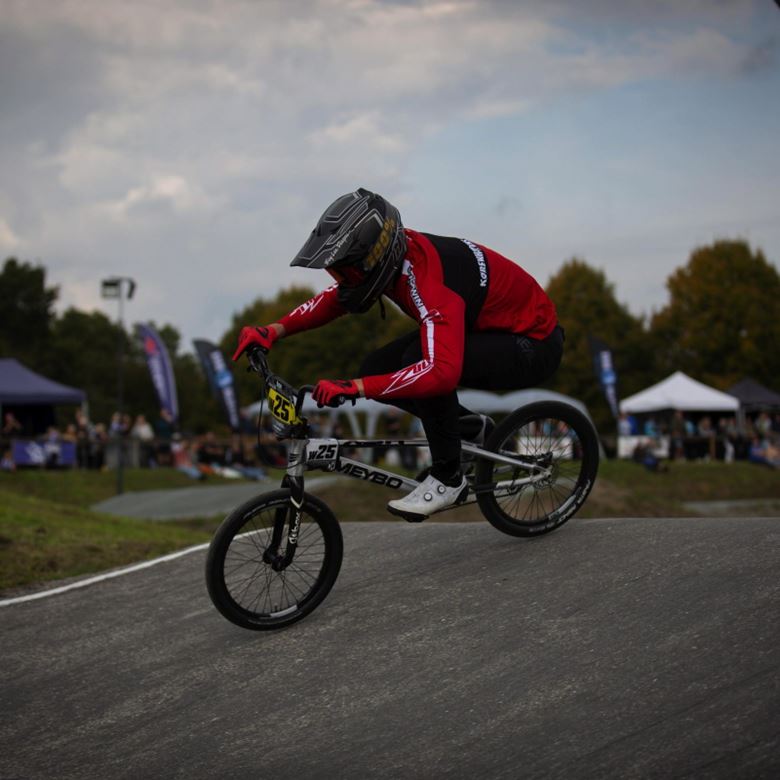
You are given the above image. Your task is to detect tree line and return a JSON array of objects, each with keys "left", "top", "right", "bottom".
[{"left": 2, "top": 238, "right": 778, "bottom": 435}]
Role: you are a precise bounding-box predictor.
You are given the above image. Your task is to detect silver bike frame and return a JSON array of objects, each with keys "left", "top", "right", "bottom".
[{"left": 296, "top": 436, "right": 552, "bottom": 504}]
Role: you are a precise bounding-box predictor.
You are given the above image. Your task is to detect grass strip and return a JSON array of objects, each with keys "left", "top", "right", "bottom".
[
  {"left": 0, "top": 488, "right": 212, "bottom": 593},
  {"left": 1, "top": 461, "right": 777, "bottom": 592}
]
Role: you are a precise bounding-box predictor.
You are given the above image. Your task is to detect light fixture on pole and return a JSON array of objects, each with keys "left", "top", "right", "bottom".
[{"left": 101, "top": 276, "right": 136, "bottom": 495}]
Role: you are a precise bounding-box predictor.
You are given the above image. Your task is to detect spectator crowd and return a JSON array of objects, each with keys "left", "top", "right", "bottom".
[
  {"left": 619, "top": 410, "right": 780, "bottom": 470},
  {"left": 0, "top": 407, "right": 269, "bottom": 480},
  {"left": 4, "top": 404, "right": 780, "bottom": 476}
]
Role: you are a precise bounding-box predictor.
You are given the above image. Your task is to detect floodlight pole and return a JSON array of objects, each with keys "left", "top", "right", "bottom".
[{"left": 101, "top": 276, "right": 136, "bottom": 495}]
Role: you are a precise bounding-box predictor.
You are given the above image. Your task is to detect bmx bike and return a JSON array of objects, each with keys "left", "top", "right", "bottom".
[{"left": 206, "top": 349, "right": 599, "bottom": 630}]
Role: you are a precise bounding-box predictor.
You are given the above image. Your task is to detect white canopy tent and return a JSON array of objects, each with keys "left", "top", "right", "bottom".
[
  {"left": 245, "top": 387, "right": 596, "bottom": 438},
  {"left": 620, "top": 371, "right": 739, "bottom": 414}
]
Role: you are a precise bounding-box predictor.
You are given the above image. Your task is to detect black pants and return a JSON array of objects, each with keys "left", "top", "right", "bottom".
[{"left": 359, "top": 325, "right": 564, "bottom": 480}]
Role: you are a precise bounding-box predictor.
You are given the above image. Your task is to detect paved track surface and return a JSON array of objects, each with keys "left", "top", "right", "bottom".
[
  {"left": 91, "top": 477, "right": 338, "bottom": 520},
  {"left": 2, "top": 517, "right": 779, "bottom": 779}
]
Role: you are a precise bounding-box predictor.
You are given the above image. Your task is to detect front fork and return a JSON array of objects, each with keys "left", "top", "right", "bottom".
[{"left": 264, "top": 440, "right": 305, "bottom": 572}]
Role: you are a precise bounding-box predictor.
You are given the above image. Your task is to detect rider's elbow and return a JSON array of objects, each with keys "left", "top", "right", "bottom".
[{"left": 432, "top": 363, "right": 460, "bottom": 395}]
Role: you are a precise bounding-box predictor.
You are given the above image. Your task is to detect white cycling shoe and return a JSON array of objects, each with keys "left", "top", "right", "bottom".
[{"left": 387, "top": 473, "right": 469, "bottom": 523}]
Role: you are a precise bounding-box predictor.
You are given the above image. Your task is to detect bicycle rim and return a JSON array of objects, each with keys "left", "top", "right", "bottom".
[
  {"left": 476, "top": 402, "right": 598, "bottom": 536},
  {"left": 207, "top": 490, "right": 342, "bottom": 629}
]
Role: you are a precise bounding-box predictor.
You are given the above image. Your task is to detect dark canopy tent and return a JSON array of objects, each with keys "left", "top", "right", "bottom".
[
  {"left": 726, "top": 377, "right": 780, "bottom": 438},
  {"left": 726, "top": 377, "right": 780, "bottom": 412},
  {"left": 726, "top": 378, "right": 780, "bottom": 412},
  {"left": 1, "top": 358, "right": 86, "bottom": 435}
]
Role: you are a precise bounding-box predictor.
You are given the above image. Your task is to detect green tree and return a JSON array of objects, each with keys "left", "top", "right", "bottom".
[
  {"left": 0, "top": 257, "right": 58, "bottom": 359},
  {"left": 47, "top": 308, "right": 130, "bottom": 424},
  {"left": 545, "top": 258, "right": 653, "bottom": 433},
  {"left": 46, "top": 312, "right": 220, "bottom": 433},
  {"left": 650, "top": 240, "right": 780, "bottom": 388}
]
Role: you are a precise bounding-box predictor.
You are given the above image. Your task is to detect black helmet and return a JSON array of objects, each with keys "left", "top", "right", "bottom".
[{"left": 291, "top": 188, "right": 407, "bottom": 313}]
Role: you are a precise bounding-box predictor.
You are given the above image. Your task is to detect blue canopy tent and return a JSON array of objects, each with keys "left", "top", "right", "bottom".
[{"left": 1, "top": 358, "right": 86, "bottom": 435}]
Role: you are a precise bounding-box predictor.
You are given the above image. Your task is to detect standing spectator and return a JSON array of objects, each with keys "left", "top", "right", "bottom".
[
  {"left": 109, "top": 412, "right": 127, "bottom": 438},
  {"left": 74, "top": 409, "right": 93, "bottom": 469},
  {"left": 43, "top": 426, "right": 62, "bottom": 469},
  {"left": 90, "top": 423, "right": 108, "bottom": 469},
  {"left": 131, "top": 414, "right": 156, "bottom": 467},
  {"left": 2, "top": 411, "right": 23, "bottom": 438},
  {"left": 755, "top": 412, "right": 772, "bottom": 437},
  {"left": 697, "top": 415, "right": 716, "bottom": 460},
  {"left": 154, "top": 407, "right": 176, "bottom": 466},
  {"left": 109, "top": 411, "right": 130, "bottom": 468},
  {"left": 717, "top": 417, "right": 735, "bottom": 463},
  {"left": 643, "top": 417, "right": 659, "bottom": 439},
  {"left": 670, "top": 410, "right": 686, "bottom": 460},
  {"left": 1, "top": 412, "right": 23, "bottom": 467}
]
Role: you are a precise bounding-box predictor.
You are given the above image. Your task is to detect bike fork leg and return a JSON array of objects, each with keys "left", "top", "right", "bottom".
[
  {"left": 266, "top": 474, "right": 304, "bottom": 571},
  {"left": 281, "top": 475, "right": 304, "bottom": 565}
]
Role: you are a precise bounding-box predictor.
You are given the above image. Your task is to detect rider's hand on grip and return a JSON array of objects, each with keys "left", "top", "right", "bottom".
[
  {"left": 232, "top": 326, "right": 278, "bottom": 361},
  {"left": 312, "top": 379, "right": 360, "bottom": 408}
]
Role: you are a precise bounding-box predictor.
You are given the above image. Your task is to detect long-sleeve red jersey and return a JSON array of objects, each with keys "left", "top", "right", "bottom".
[{"left": 278, "top": 228, "right": 557, "bottom": 401}]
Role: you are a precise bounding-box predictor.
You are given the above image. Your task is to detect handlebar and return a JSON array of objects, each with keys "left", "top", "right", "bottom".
[{"left": 246, "top": 345, "right": 271, "bottom": 377}]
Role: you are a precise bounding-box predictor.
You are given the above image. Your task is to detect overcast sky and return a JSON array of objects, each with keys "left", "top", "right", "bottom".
[{"left": 2, "top": 0, "right": 779, "bottom": 351}]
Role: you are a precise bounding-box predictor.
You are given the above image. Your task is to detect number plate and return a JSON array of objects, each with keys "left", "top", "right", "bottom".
[{"left": 267, "top": 387, "right": 300, "bottom": 425}]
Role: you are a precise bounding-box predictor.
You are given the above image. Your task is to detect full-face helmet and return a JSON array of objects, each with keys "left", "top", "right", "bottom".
[{"left": 290, "top": 188, "right": 407, "bottom": 313}]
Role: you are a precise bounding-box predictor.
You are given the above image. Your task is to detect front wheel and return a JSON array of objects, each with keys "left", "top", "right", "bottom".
[
  {"left": 205, "top": 489, "right": 343, "bottom": 630},
  {"left": 475, "top": 401, "right": 599, "bottom": 537}
]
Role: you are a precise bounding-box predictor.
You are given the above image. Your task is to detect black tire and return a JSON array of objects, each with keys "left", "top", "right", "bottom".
[
  {"left": 475, "top": 401, "right": 599, "bottom": 537},
  {"left": 205, "top": 489, "right": 343, "bottom": 630}
]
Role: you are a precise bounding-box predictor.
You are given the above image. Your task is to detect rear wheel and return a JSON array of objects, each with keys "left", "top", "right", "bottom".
[
  {"left": 205, "top": 489, "right": 343, "bottom": 630},
  {"left": 475, "top": 401, "right": 599, "bottom": 537}
]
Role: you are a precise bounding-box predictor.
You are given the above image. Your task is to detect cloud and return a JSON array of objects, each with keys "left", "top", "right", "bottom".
[
  {"left": 0, "top": 0, "right": 776, "bottom": 345},
  {"left": 103, "top": 175, "right": 217, "bottom": 221},
  {"left": 0, "top": 218, "right": 21, "bottom": 250}
]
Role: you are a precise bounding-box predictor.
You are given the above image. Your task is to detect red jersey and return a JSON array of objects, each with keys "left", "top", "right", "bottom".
[{"left": 279, "top": 228, "right": 557, "bottom": 400}]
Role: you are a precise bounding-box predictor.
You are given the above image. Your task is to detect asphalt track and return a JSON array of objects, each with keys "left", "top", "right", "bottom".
[{"left": 1, "top": 516, "right": 779, "bottom": 779}]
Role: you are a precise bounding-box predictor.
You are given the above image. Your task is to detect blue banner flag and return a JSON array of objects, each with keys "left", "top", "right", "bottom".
[
  {"left": 193, "top": 339, "right": 241, "bottom": 432},
  {"left": 137, "top": 323, "right": 179, "bottom": 423},
  {"left": 589, "top": 336, "right": 620, "bottom": 419}
]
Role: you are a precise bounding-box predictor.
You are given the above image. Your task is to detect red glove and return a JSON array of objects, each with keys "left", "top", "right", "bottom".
[
  {"left": 312, "top": 379, "right": 360, "bottom": 408},
  {"left": 232, "top": 326, "right": 278, "bottom": 361}
]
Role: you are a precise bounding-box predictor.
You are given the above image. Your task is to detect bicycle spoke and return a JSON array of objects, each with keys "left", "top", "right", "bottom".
[
  {"left": 221, "top": 508, "right": 328, "bottom": 618},
  {"left": 486, "top": 414, "right": 588, "bottom": 525}
]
